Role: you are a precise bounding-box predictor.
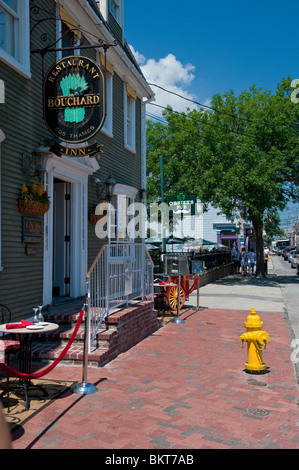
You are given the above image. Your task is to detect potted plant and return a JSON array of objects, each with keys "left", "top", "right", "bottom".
[
  {"left": 18, "top": 182, "right": 50, "bottom": 217},
  {"left": 88, "top": 204, "right": 104, "bottom": 224}
]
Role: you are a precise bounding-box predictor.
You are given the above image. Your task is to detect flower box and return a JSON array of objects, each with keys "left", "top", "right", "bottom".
[
  {"left": 18, "top": 199, "right": 50, "bottom": 217},
  {"left": 89, "top": 213, "right": 104, "bottom": 224}
]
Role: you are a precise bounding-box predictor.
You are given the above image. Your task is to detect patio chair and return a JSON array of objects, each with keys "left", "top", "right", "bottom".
[{"left": 0, "top": 305, "right": 20, "bottom": 412}]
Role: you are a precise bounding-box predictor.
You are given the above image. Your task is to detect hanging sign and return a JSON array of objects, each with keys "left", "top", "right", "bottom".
[
  {"left": 51, "top": 141, "right": 104, "bottom": 159},
  {"left": 43, "top": 55, "right": 105, "bottom": 153}
]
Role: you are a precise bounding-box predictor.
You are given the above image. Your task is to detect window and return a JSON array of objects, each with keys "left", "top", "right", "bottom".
[
  {"left": 101, "top": 71, "right": 113, "bottom": 137},
  {"left": 124, "top": 84, "right": 136, "bottom": 152},
  {"left": 0, "top": 0, "right": 30, "bottom": 77},
  {"left": 110, "top": 195, "right": 134, "bottom": 243},
  {"left": 109, "top": 0, "right": 120, "bottom": 21},
  {"left": 58, "top": 5, "right": 81, "bottom": 59}
]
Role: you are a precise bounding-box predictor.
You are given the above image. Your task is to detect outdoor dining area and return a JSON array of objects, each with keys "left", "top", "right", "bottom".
[
  {"left": 147, "top": 236, "right": 232, "bottom": 316},
  {"left": 146, "top": 235, "right": 231, "bottom": 273},
  {"left": 0, "top": 304, "right": 60, "bottom": 412}
]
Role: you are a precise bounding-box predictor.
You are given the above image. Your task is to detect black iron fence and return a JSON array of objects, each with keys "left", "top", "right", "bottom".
[{"left": 152, "top": 250, "right": 232, "bottom": 274}]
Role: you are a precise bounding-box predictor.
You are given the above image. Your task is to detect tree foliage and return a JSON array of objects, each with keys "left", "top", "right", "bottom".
[{"left": 146, "top": 77, "right": 299, "bottom": 276}]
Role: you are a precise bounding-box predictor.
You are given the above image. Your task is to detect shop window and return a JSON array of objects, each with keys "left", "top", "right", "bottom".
[{"left": 0, "top": 0, "right": 30, "bottom": 77}]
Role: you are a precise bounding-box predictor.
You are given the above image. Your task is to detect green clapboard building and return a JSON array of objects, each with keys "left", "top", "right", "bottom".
[{"left": 0, "top": 0, "right": 154, "bottom": 320}]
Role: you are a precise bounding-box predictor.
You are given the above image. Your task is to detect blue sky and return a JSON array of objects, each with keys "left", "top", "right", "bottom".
[
  {"left": 125, "top": 0, "right": 299, "bottom": 108},
  {"left": 124, "top": 0, "right": 299, "bottom": 229}
]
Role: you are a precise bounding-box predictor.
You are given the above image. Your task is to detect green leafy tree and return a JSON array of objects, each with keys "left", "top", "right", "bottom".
[
  {"left": 146, "top": 78, "right": 299, "bottom": 276},
  {"left": 263, "top": 211, "right": 285, "bottom": 241}
]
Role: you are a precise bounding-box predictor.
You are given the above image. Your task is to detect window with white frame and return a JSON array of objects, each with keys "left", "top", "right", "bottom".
[
  {"left": 109, "top": 195, "right": 134, "bottom": 243},
  {"left": 57, "top": 5, "right": 81, "bottom": 59},
  {"left": 101, "top": 71, "right": 113, "bottom": 137},
  {"left": 124, "top": 84, "right": 136, "bottom": 152},
  {"left": 0, "top": 0, "right": 30, "bottom": 77},
  {"left": 109, "top": 0, "right": 120, "bottom": 22}
]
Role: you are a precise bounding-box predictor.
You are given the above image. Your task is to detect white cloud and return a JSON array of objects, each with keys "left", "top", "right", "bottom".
[{"left": 129, "top": 45, "right": 199, "bottom": 119}]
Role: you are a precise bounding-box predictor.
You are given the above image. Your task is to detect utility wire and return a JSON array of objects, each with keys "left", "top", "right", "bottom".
[
  {"left": 148, "top": 82, "right": 295, "bottom": 130},
  {"left": 148, "top": 102, "right": 254, "bottom": 138}
]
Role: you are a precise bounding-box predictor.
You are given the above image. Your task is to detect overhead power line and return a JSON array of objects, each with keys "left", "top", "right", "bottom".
[
  {"left": 147, "top": 102, "right": 254, "bottom": 138},
  {"left": 148, "top": 82, "right": 295, "bottom": 131}
]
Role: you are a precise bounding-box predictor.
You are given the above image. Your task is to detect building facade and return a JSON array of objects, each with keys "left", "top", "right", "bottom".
[{"left": 0, "top": 0, "right": 153, "bottom": 320}]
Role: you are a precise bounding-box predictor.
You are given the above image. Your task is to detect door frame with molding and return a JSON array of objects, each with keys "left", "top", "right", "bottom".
[{"left": 43, "top": 154, "right": 99, "bottom": 305}]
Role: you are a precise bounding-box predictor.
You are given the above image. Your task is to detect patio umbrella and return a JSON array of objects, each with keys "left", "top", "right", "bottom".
[
  {"left": 182, "top": 238, "right": 215, "bottom": 249},
  {"left": 165, "top": 236, "right": 186, "bottom": 252},
  {"left": 166, "top": 236, "right": 186, "bottom": 244},
  {"left": 145, "top": 243, "right": 160, "bottom": 251},
  {"left": 207, "top": 242, "right": 227, "bottom": 250},
  {"left": 145, "top": 237, "right": 162, "bottom": 245}
]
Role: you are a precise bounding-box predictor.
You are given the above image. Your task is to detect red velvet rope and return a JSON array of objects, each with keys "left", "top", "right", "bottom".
[
  {"left": 188, "top": 276, "right": 199, "bottom": 294},
  {"left": 0, "top": 308, "right": 85, "bottom": 380}
]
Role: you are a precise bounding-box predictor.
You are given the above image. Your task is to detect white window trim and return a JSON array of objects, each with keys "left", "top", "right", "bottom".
[
  {"left": 101, "top": 71, "right": 113, "bottom": 137},
  {"left": 56, "top": 4, "right": 80, "bottom": 61},
  {"left": 0, "top": 0, "right": 30, "bottom": 78},
  {"left": 109, "top": 184, "right": 138, "bottom": 243},
  {"left": 124, "top": 84, "right": 136, "bottom": 153},
  {"left": 109, "top": 0, "right": 122, "bottom": 25}
]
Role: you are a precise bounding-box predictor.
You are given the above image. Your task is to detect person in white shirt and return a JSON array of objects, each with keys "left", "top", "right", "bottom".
[{"left": 247, "top": 249, "right": 256, "bottom": 275}]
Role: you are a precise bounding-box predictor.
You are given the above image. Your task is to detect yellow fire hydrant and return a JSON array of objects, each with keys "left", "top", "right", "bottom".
[{"left": 239, "top": 308, "right": 269, "bottom": 373}]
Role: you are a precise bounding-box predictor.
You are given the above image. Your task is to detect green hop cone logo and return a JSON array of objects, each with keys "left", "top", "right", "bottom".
[{"left": 60, "top": 73, "right": 89, "bottom": 123}]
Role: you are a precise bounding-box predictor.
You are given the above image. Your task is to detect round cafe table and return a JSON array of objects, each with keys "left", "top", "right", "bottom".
[{"left": 0, "top": 322, "right": 59, "bottom": 409}]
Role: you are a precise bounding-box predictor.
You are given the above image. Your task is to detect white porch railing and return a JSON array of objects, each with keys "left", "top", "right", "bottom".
[{"left": 86, "top": 243, "right": 154, "bottom": 352}]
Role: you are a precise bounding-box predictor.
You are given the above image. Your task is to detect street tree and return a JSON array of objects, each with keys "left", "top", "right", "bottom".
[{"left": 146, "top": 78, "right": 299, "bottom": 276}]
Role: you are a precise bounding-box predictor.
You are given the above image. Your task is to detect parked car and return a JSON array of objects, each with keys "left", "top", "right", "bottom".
[
  {"left": 288, "top": 250, "right": 297, "bottom": 268},
  {"left": 283, "top": 246, "right": 296, "bottom": 260}
]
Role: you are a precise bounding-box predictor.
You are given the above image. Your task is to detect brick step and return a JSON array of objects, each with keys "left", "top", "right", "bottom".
[
  {"left": 43, "top": 310, "right": 84, "bottom": 326},
  {"left": 35, "top": 324, "right": 115, "bottom": 347},
  {"left": 31, "top": 299, "right": 160, "bottom": 367},
  {"left": 31, "top": 342, "right": 113, "bottom": 367}
]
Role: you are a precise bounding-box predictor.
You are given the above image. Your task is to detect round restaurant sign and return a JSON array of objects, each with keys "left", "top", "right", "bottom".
[{"left": 43, "top": 55, "right": 105, "bottom": 143}]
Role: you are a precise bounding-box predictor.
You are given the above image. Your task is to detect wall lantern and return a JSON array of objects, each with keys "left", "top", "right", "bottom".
[
  {"left": 94, "top": 174, "right": 117, "bottom": 201},
  {"left": 22, "top": 140, "right": 52, "bottom": 177}
]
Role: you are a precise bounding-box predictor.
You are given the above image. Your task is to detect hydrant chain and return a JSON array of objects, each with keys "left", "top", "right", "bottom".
[{"left": 239, "top": 308, "right": 269, "bottom": 373}]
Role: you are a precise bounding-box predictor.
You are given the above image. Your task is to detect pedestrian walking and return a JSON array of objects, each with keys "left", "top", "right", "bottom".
[
  {"left": 247, "top": 248, "right": 256, "bottom": 275},
  {"left": 240, "top": 247, "right": 248, "bottom": 276},
  {"left": 232, "top": 247, "right": 241, "bottom": 274}
]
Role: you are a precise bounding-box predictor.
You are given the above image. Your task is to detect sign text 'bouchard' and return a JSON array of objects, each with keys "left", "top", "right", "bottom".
[{"left": 43, "top": 56, "right": 105, "bottom": 154}]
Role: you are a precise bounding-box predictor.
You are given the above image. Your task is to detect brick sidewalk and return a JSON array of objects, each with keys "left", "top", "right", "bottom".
[{"left": 10, "top": 306, "right": 299, "bottom": 449}]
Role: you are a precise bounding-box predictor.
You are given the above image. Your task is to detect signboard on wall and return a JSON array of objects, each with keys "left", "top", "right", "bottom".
[
  {"left": 167, "top": 191, "right": 196, "bottom": 216},
  {"left": 43, "top": 56, "right": 105, "bottom": 157}
]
